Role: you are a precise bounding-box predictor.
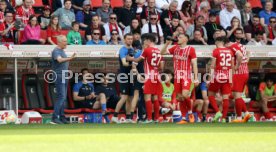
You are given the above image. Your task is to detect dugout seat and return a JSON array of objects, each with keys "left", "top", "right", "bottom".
[
  {"left": 43, "top": 74, "right": 82, "bottom": 114},
  {"left": 0, "top": 74, "right": 15, "bottom": 110},
  {"left": 21, "top": 74, "right": 53, "bottom": 114}
]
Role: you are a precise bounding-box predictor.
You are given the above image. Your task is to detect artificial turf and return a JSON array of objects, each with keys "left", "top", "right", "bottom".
[{"left": 0, "top": 122, "right": 276, "bottom": 152}]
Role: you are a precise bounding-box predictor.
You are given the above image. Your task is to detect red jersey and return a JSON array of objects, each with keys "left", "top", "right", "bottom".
[
  {"left": 46, "top": 27, "right": 61, "bottom": 44},
  {"left": 0, "top": 22, "right": 16, "bottom": 43},
  {"left": 141, "top": 47, "right": 162, "bottom": 78},
  {"left": 16, "top": 6, "right": 34, "bottom": 25},
  {"left": 212, "top": 47, "right": 234, "bottom": 80},
  {"left": 229, "top": 43, "right": 249, "bottom": 74},
  {"left": 168, "top": 45, "right": 196, "bottom": 79},
  {"left": 0, "top": 11, "right": 4, "bottom": 23}
]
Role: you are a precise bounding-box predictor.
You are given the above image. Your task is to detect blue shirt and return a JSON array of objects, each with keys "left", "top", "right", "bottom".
[
  {"left": 200, "top": 82, "right": 208, "bottom": 91},
  {"left": 73, "top": 81, "right": 94, "bottom": 97},
  {"left": 86, "top": 40, "right": 106, "bottom": 45},
  {"left": 134, "top": 49, "right": 144, "bottom": 74},
  {"left": 51, "top": 48, "right": 69, "bottom": 74},
  {"left": 259, "top": 10, "right": 276, "bottom": 25},
  {"left": 119, "top": 46, "right": 134, "bottom": 73}
]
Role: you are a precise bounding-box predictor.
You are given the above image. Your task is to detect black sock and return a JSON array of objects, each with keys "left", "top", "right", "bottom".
[
  {"left": 114, "top": 112, "right": 118, "bottom": 117},
  {"left": 130, "top": 112, "right": 134, "bottom": 119},
  {"left": 126, "top": 114, "right": 131, "bottom": 119},
  {"left": 152, "top": 113, "right": 154, "bottom": 120}
]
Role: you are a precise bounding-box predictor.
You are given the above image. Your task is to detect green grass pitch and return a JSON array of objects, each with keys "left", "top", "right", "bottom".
[{"left": 0, "top": 122, "right": 276, "bottom": 152}]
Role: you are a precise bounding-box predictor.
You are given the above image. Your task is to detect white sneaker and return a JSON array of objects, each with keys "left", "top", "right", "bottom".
[
  {"left": 161, "top": 108, "right": 170, "bottom": 115},
  {"left": 111, "top": 117, "right": 120, "bottom": 124},
  {"left": 125, "top": 119, "right": 135, "bottom": 124},
  {"left": 243, "top": 98, "right": 251, "bottom": 103},
  {"left": 142, "top": 119, "right": 153, "bottom": 124}
]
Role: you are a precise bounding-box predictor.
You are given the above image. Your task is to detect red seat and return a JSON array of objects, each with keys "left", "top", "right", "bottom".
[
  {"left": 61, "top": 30, "right": 69, "bottom": 36},
  {"left": 91, "top": 0, "right": 102, "bottom": 8},
  {"left": 111, "top": 0, "right": 123, "bottom": 8},
  {"left": 66, "top": 81, "right": 82, "bottom": 113},
  {"left": 33, "top": 0, "right": 44, "bottom": 7}
]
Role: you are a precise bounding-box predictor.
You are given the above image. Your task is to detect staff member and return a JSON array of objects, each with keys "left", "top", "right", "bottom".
[{"left": 51, "top": 35, "right": 76, "bottom": 124}]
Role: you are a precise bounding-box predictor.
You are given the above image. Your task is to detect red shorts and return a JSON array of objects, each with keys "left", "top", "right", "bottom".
[
  {"left": 232, "top": 74, "right": 249, "bottom": 92},
  {"left": 209, "top": 80, "right": 232, "bottom": 95},
  {"left": 174, "top": 78, "right": 192, "bottom": 94},
  {"left": 143, "top": 79, "right": 162, "bottom": 95}
]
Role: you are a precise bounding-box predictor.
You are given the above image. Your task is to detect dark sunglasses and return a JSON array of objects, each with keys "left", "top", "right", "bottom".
[
  {"left": 110, "top": 17, "right": 117, "bottom": 20},
  {"left": 93, "top": 33, "right": 100, "bottom": 35},
  {"left": 270, "top": 21, "right": 276, "bottom": 23},
  {"left": 112, "top": 33, "right": 118, "bottom": 35},
  {"left": 150, "top": 18, "right": 157, "bottom": 20}
]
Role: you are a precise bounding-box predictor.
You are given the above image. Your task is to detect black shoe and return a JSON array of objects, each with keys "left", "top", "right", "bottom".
[
  {"left": 60, "top": 117, "right": 70, "bottom": 124},
  {"left": 50, "top": 118, "right": 63, "bottom": 124}
]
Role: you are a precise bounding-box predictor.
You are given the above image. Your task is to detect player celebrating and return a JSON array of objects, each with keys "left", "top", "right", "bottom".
[
  {"left": 227, "top": 42, "right": 252, "bottom": 123},
  {"left": 132, "top": 33, "right": 163, "bottom": 123},
  {"left": 161, "top": 34, "right": 199, "bottom": 123},
  {"left": 208, "top": 36, "right": 234, "bottom": 123}
]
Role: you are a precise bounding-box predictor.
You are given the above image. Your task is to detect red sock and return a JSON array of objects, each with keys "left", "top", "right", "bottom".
[
  {"left": 163, "top": 115, "right": 167, "bottom": 121},
  {"left": 153, "top": 100, "right": 160, "bottom": 121},
  {"left": 235, "top": 98, "right": 243, "bottom": 117},
  {"left": 195, "top": 110, "right": 202, "bottom": 119},
  {"left": 145, "top": 100, "right": 152, "bottom": 120},
  {"left": 264, "top": 112, "right": 273, "bottom": 119},
  {"left": 242, "top": 100, "right": 247, "bottom": 112},
  {"left": 179, "top": 101, "right": 188, "bottom": 117},
  {"left": 185, "top": 97, "right": 192, "bottom": 112},
  {"left": 208, "top": 96, "right": 219, "bottom": 112},
  {"left": 222, "top": 99, "right": 229, "bottom": 119}
]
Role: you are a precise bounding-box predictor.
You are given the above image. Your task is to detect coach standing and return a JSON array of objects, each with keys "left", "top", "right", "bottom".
[{"left": 51, "top": 35, "right": 76, "bottom": 124}]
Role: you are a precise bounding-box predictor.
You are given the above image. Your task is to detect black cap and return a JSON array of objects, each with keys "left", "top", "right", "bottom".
[{"left": 209, "top": 12, "right": 217, "bottom": 17}]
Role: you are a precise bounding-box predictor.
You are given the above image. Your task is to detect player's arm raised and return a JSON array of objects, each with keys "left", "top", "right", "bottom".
[{"left": 161, "top": 40, "right": 172, "bottom": 55}]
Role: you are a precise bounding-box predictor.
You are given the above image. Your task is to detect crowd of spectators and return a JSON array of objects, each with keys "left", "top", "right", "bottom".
[{"left": 1, "top": 0, "right": 276, "bottom": 46}]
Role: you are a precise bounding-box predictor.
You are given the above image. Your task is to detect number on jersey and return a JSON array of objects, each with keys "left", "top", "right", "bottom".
[
  {"left": 151, "top": 53, "right": 161, "bottom": 66},
  {"left": 220, "top": 53, "right": 231, "bottom": 66}
]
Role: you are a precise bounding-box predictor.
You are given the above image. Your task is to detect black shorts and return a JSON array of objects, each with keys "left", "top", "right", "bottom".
[
  {"left": 74, "top": 98, "right": 97, "bottom": 108},
  {"left": 119, "top": 82, "right": 134, "bottom": 96},
  {"left": 107, "top": 96, "right": 120, "bottom": 109},
  {"left": 133, "top": 78, "right": 143, "bottom": 91}
]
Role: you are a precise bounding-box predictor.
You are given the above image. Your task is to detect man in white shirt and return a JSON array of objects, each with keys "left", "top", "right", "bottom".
[
  {"left": 155, "top": 0, "right": 171, "bottom": 12},
  {"left": 219, "top": 0, "right": 241, "bottom": 29},
  {"left": 141, "top": 13, "right": 164, "bottom": 44}
]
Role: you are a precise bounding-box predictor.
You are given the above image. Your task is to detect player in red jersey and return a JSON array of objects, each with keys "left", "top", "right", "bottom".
[
  {"left": 208, "top": 36, "right": 234, "bottom": 122},
  {"left": 132, "top": 33, "right": 163, "bottom": 123},
  {"left": 227, "top": 42, "right": 252, "bottom": 123},
  {"left": 161, "top": 34, "right": 199, "bottom": 123}
]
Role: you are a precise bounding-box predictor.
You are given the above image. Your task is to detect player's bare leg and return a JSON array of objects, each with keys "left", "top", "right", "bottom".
[
  {"left": 111, "top": 95, "right": 129, "bottom": 123},
  {"left": 232, "top": 92, "right": 251, "bottom": 123},
  {"left": 208, "top": 91, "right": 222, "bottom": 122},
  {"left": 182, "top": 89, "right": 195, "bottom": 123},
  {"left": 129, "top": 90, "right": 139, "bottom": 122}
]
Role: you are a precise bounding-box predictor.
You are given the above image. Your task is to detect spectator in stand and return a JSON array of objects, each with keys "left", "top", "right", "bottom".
[
  {"left": 0, "top": 11, "right": 16, "bottom": 44},
  {"left": 155, "top": 0, "right": 171, "bottom": 12},
  {"left": 117, "top": 0, "right": 136, "bottom": 30},
  {"left": 72, "top": 0, "right": 85, "bottom": 13},
  {"left": 53, "top": 0, "right": 75, "bottom": 30},
  {"left": 96, "top": 0, "right": 113, "bottom": 25},
  {"left": 230, "top": 28, "right": 248, "bottom": 45},
  {"left": 163, "top": 17, "right": 180, "bottom": 41},
  {"left": 265, "top": 16, "right": 276, "bottom": 45},
  {"left": 47, "top": 15, "right": 61, "bottom": 45},
  {"left": 0, "top": 0, "right": 14, "bottom": 14},
  {"left": 86, "top": 29, "right": 106, "bottom": 45},
  {"left": 234, "top": 0, "right": 246, "bottom": 10},
  {"left": 38, "top": 5, "right": 51, "bottom": 30},
  {"left": 140, "top": 0, "right": 160, "bottom": 25},
  {"left": 141, "top": 13, "right": 164, "bottom": 44},
  {"left": 15, "top": 0, "right": 34, "bottom": 6},
  {"left": 186, "top": 15, "right": 207, "bottom": 41},
  {"left": 179, "top": 1, "right": 193, "bottom": 31},
  {"left": 205, "top": 12, "right": 224, "bottom": 45},
  {"left": 196, "top": 1, "right": 210, "bottom": 24},
  {"left": 67, "top": 21, "right": 82, "bottom": 45},
  {"left": 108, "top": 30, "right": 124, "bottom": 45},
  {"left": 247, "top": 0, "right": 263, "bottom": 14},
  {"left": 15, "top": 0, "right": 34, "bottom": 28},
  {"left": 160, "top": 1, "right": 184, "bottom": 30},
  {"left": 124, "top": 18, "right": 141, "bottom": 35},
  {"left": 226, "top": 17, "right": 243, "bottom": 41},
  {"left": 103, "top": 13, "right": 124, "bottom": 41},
  {"left": 244, "top": 15, "right": 267, "bottom": 43},
  {"left": 219, "top": 0, "right": 241, "bottom": 29},
  {"left": 247, "top": 30, "right": 266, "bottom": 46},
  {"left": 209, "top": 0, "right": 223, "bottom": 14},
  {"left": 85, "top": 15, "right": 106, "bottom": 42},
  {"left": 133, "top": 0, "right": 146, "bottom": 22},
  {"left": 133, "top": 31, "right": 141, "bottom": 42},
  {"left": 75, "top": 0, "right": 95, "bottom": 30},
  {"left": 188, "top": 29, "right": 208, "bottom": 45},
  {"left": 240, "top": 2, "right": 254, "bottom": 27},
  {"left": 22, "top": 15, "right": 45, "bottom": 44},
  {"left": 259, "top": 1, "right": 276, "bottom": 26},
  {"left": 52, "top": 0, "right": 64, "bottom": 12}
]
